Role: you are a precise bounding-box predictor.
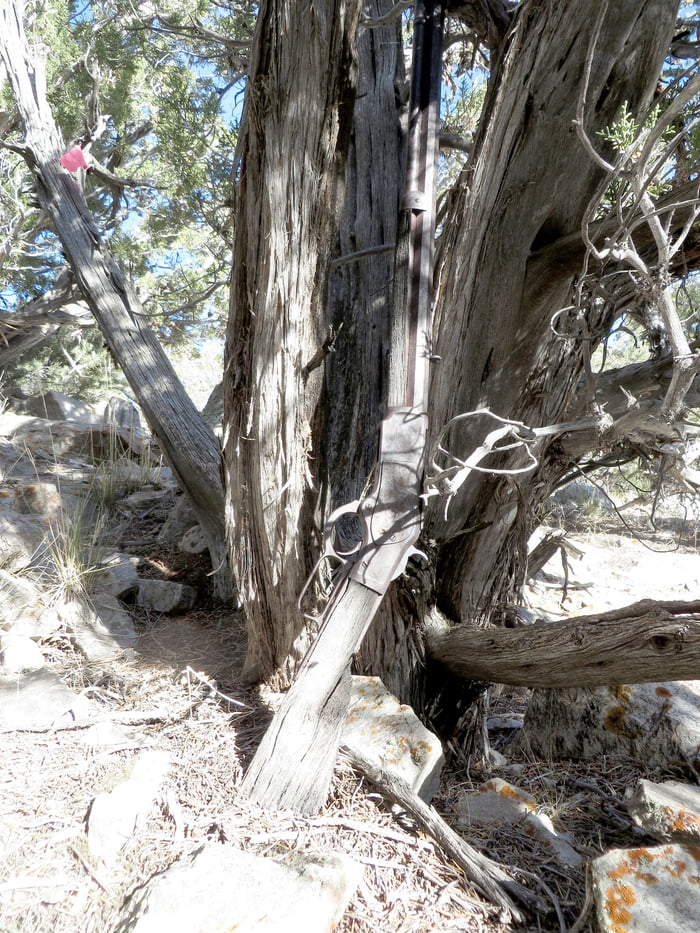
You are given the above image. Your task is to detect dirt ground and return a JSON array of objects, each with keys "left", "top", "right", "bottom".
[{"left": 1, "top": 505, "right": 698, "bottom": 933}]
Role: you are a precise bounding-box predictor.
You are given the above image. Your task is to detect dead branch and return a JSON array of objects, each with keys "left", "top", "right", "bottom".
[
  {"left": 343, "top": 746, "right": 548, "bottom": 921},
  {"left": 428, "top": 598, "right": 700, "bottom": 688}
]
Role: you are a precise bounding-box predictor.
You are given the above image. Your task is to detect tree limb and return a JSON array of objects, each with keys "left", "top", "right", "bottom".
[
  {"left": 344, "top": 746, "right": 545, "bottom": 920},
  {"left": 428, "top": 599, "right": 700, "bottom": 688}
]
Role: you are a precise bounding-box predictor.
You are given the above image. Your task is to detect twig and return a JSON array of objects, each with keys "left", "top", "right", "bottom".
[
  {"left": 344, "top": 746, "right": 548, "bottom": 920},
  {"left": 181, "top": 665, "right": 248, "bottom": 708},
  {"left": 69, "top": 844, "right": 110, "bottom": 892},
  {"left": 569, "top": 864, "right": 595, "bottom": 933},
  {"left": 331, "top": 244, "right": 394, "bottom": 268},
  {"left": 514, "top": 866, "right": 568, "bottom": 933}
]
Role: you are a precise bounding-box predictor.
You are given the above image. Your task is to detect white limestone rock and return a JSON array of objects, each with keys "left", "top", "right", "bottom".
[
  {"left": 0, "top": 633, "right": 45, "bottom": 672},
  {"left": 58, "top": 594, "right": 137, "bottom": 661},
  {"left": 626, "top": 779, "right": 700, "bottom": 845},
  {"left": 592, "top": 844, "right": 700, "bottom": 932},
  {"left": 91, "top": 553, "right": 140, "bottom": 600},
  {"left": 87, "top": 751, "right": 170, "bottom": 863},
  {"left": 0, "top": 669, "right": 92, "bottom": 731},
  {"left": 454, "top": 777, "right": 583, "bottom": 869},
  {"left": 523, "top": 681, "right": 700, "bottom": 771},
  {"left": 111, "top": 843, "right": 363, "bottom": 933},
  {"left": 340, "top": 675, "right": 444, "bottom": 803},
  {"left": 136, "top": 579, "right": 197, "bottom": 614},
  {"left": 179, "top": 524, "right": 208, "bottom": 554}
]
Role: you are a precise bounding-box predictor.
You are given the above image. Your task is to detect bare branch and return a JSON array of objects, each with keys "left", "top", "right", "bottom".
[
  {"left": 361, "top": 0, "right": 412, "bottom": 29},
  {"left": 438, "top": 130, "right": 473, "bottom": 153}
]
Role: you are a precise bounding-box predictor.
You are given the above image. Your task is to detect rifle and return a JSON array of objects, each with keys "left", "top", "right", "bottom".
[{"left": 241, "top": 0, "right": 444, "bottom": 816}]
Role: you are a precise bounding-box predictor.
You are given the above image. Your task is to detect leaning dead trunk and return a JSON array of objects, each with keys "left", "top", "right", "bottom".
[{"left": 0, "top": 1, "right": 232, "bottom": 601}]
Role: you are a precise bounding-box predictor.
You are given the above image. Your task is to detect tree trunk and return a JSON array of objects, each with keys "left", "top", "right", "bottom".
[
  {"left": 323, "top": 2, "right": 435, "bottom": 708},
  {"left": 224, "top": 0, "right": 686, "bottom": 709},
  {"left": 426, "top": 0, "right": 680, "bottom": 625},
  {"left": 223, "top": 0, "right": 363, "bottom": 685},
  {"left": 0, "top": 1, "right": 232, "bottom": 601},
  {"left": 429, "top": 599, "right": 700, "bottom": 688}
]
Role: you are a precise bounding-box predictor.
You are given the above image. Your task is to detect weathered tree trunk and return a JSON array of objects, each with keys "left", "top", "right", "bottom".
[
  {"left": 427, "top": 0, "right": 680, "bottom": 624},
  {"left": 223, "top": 0, "right": 363, "bottom": 684},
  {"left": 0, "top": 0, "right": 232, "bottom": 601},
  {"left": 429, "top": 599, "right": 700, "bottom": 687},
  {"left": 323, "top": 2, "right": 434, "bottom": 707},
  {"left": 224, "top": 0, "right": 687, "bottom": 711}
]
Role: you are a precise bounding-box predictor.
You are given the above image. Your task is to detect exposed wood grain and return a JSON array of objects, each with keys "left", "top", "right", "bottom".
[
  {"left": 240, "top": 580, "right": 383, "bottom": 813},
  {"left": 223, "top": 0, "right": 363, "bottom": 684},
  {"left": 429, "top": 599, "right": 700, "bottom": 688}
]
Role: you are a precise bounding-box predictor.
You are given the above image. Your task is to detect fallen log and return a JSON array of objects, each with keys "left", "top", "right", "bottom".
[{"left": 428, "top": 599, "right": 700, "bottom": 688}]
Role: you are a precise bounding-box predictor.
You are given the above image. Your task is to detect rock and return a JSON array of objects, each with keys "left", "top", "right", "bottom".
[
  {"left": 117, "top": 488, "right": 172, "bottom": 512},
  {"left": 0, "top": 510, "right": 47, "bottom": 571},
  {"left": 13, "top": 480, "right": 64, "bottom": 516},
  {"left": 627, "top": 780, "right": 700, "bottom": 845},
  {"left": 111, "top": 843, "right": 363, "bottom": 933},
  {"left": 454, "top": 778, "right": 583, "bottom": 869},
  {"left": 179, "top": 524, "right": 207, "bottom": 554},
  {"left": 592, "top": 844, "right": 700, "bottom": 932},
  {"left": 91, "top": 554, "right": 140, "bottom": 599},
  {"left": 58, "top": 594, "right": 137, "bottom": 661},
  {"left": 522, "top": 682, "right": 700, "bottom": 771},
  {"left": 157, "top": 496, "right": 197, "bottom": 548},
  {"left": 0, "top": 669, "right": 92, "bottom": 731},
  {"left": 81, "top": 721, "right": 147, "bottom": 750},
  {"left": 87, "top": 751, "right": 170, "bottom": 863},
  {"left": 341, "top": 675, "right": 444, "bottom": 803},
  {"left": 103, "top": 397, "right": 142, "bottom": 435},
  {"left": 0, "top": 568, "right": 41, "bottom": 617},
  {"left": 546, "top": 481, "right": 612, "bottom": 518},
  {"left": 25, "top": 390, "right": 99, "bottom": 423},
  {"left": 0, "top": 633, "right": 45, "bottom": 672},
  {"left": 136, "top": 579, "right": 197, "bottom": 614}
]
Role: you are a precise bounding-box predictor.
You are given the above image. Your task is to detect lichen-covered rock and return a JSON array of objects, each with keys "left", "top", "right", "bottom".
[
  {"left": 627, "top": 780, "right": 700, "bottom": 845},
  {"left": 592, "top": 844, "right": 700, "bottom": 933},
  {"left": 522, "top": 682, "right": 700, "bottom": 771},
  {"left": 454, "top": 778, "right": 583, "bottom": 868},
  {"left": 341, "top": 675, "right": 444, "bottom": 803}
]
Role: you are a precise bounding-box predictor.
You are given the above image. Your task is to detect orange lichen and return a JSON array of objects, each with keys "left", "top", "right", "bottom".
[
  {"left": 666, "top": 805, "right": 700, "bottom": 835},
  {"left": 608, "top": 865, "right": 632, "bottom": 881},
  {"left": 666, "top": 859, "right": 687, "bottom": 878},
  {"left": 655, "top": 686, "right": 673, "bottom": 698},
  {"left": 609, "top": 685, "right": 633, "bottom": 702},
  {"left": 604, "top": 705, "right": 628, "bottom": 734},
  {"left": 604, "top": 883, "right": 636, "bottom": 932}
]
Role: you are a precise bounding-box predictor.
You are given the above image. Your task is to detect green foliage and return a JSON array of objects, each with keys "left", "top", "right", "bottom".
[
  {"left": 0, "top": 0, "right": 253, "bottom": 396},
  {"left": 3, "top": 325, "right": 126, "bottom": 401}
]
